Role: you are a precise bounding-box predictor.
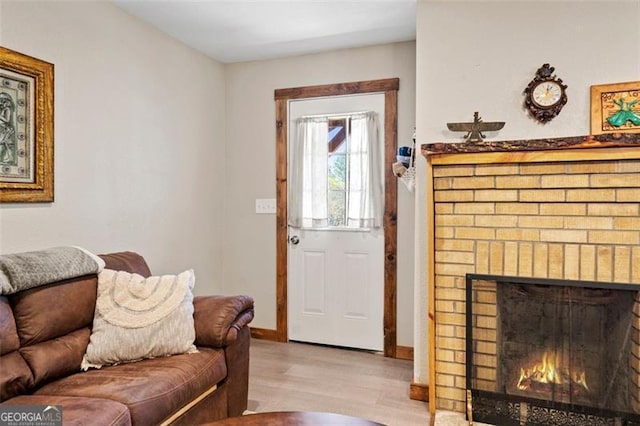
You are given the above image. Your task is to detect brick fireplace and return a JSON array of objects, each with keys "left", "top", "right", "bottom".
[{"left": 422, "top": 134, "right": 640, "bottom": 418}]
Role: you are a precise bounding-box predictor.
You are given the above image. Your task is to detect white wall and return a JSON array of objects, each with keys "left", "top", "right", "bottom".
[
  {"left": 0, "top": 1, "right": 228, "bottom": 296},
  {"left": 414, "top": 0, "right": 640, "bottom": 383},
  {"left": 223, "top": 42, "right": 417, "bottom": 346}
]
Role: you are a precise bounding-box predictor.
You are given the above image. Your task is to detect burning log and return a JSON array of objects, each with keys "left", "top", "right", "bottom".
[{"left": 516, "top": 351, "right": 589, "bottom": 395}]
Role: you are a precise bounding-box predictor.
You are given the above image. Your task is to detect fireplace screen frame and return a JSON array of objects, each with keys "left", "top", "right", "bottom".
[{"left": 465, "top": 273, "right": 640, "bottom": 426}]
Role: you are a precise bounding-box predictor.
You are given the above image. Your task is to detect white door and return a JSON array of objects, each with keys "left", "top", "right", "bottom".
[{"left": 287, "top": 94, "right": 385, "bottom": 352}]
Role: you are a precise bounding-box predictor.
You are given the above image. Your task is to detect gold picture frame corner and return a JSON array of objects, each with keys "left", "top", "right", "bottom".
[{"left": 0, "top": 46, "right": 54, "bottom": 203}]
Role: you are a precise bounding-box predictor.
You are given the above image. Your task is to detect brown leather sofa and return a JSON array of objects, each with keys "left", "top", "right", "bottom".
[{"left": 0, "top": 251, "right": 254, "bottom": 425}]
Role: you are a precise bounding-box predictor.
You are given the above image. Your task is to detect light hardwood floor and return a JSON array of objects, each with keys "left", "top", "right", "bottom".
[{"left": 247, "top": 339, "right": 430, "bottom": 425}]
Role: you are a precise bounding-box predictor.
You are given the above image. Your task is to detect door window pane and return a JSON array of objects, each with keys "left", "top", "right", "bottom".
[
  {"left": 328, "top": 153, "right": 346, "bottom": 190},
  {"left": 327, "top": 118, "right": 348, "bottom": 227},
  {"left": 328, "top": 190, "right": 346, "bottom": 227}
]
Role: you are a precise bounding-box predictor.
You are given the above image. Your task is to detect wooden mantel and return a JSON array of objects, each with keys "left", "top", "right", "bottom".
[{"left": 422, "top": 133, "right": 640, "bottom": 165}]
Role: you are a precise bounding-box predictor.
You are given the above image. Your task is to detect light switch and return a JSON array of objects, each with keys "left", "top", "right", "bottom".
[{"left": 255, "top": 198, "right": 276, "bottom": 214}]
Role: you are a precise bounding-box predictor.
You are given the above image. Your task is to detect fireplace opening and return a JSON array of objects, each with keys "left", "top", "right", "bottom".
[{"left": 466, "top": 274, "right": 640, "bottom": 426}]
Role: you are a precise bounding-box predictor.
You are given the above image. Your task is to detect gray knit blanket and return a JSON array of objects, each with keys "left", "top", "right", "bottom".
[{"left": 0, "top": 246, "right": 105, "bottom": 295}]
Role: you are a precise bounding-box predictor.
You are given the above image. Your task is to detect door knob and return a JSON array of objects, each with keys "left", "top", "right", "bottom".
[{"left": 289, "top": 236, "right": 300, "bottom": 245}]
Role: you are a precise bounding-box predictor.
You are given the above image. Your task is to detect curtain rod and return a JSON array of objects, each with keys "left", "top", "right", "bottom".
[{"left": 299, "top": 111, "right": 372, "bottom": 120}]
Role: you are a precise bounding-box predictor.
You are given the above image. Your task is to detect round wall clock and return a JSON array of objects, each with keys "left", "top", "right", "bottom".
[{"left": 524, "top": 63, "right": 568, "bottom": 123}]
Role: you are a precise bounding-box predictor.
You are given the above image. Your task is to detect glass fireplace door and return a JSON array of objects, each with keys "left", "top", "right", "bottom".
[{"left": 467, "top": 274, "right": 640, "bottom": 426}]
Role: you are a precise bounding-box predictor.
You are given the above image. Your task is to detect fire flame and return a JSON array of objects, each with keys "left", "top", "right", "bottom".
[{"left": 516, "top": 351, "right": 589, "bottom": 392}]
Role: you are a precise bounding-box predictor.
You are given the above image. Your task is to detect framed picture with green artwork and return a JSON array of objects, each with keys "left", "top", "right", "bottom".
[
  {"left": 591, "top": 81, "right": 640, "bottom": 135},
  {"left": 0, "top": 46, "right": 54, "bottom": 202}
]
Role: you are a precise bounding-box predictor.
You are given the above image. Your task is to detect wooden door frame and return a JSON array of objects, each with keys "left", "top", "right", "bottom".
[{"left": 274, "top": 78, "right": 400, "bottom": 357}]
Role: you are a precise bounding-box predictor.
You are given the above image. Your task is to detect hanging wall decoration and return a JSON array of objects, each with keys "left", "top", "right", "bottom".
[
  {"left": 590, "top": 81, "right": 640, "bottom": 135},
  {"left": 523, "top": 63, "right": 568, "bottom": 124},
  {"left": 0, "top": 46, "right": 54, "bottom": 203},
  {"left": 447, "top": 112, "right": 505, "bottom": 143}
]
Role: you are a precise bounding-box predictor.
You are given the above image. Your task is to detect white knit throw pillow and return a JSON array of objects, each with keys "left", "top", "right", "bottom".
[{"left": 81, "top": 268, "right": 197, "bottom": 370}]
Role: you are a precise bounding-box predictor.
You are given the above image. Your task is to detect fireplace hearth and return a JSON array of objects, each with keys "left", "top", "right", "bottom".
[{"left": 467, "top": 274, "right": 640, "bottom": 425}]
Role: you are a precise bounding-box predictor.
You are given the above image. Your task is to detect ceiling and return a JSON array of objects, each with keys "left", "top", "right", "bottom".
[{"left": 114, "top": 0, "right": 417, "bottom": 63}]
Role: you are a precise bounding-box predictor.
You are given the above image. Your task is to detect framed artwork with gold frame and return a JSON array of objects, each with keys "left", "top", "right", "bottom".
[
  {"left": 0, "top": 46, "right": 54, "bottom": 203},
  {"left": 591, "top": 81, "right": 640, "bottom": 135}
]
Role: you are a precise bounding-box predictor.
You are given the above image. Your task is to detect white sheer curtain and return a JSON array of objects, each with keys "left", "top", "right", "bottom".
[
  {"left": 347, "top": 111, "right": 383, "bottom": 228},
  {"left": 289, "top": 111, "right": 382, "bottom": 229},
  {"left": 289, "top": 116, "right": 329, "bottom": 228}
]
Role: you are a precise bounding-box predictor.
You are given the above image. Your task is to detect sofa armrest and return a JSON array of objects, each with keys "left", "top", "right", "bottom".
[{"left": 193, "top": 295, "right": 254, "bottom": 347}]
